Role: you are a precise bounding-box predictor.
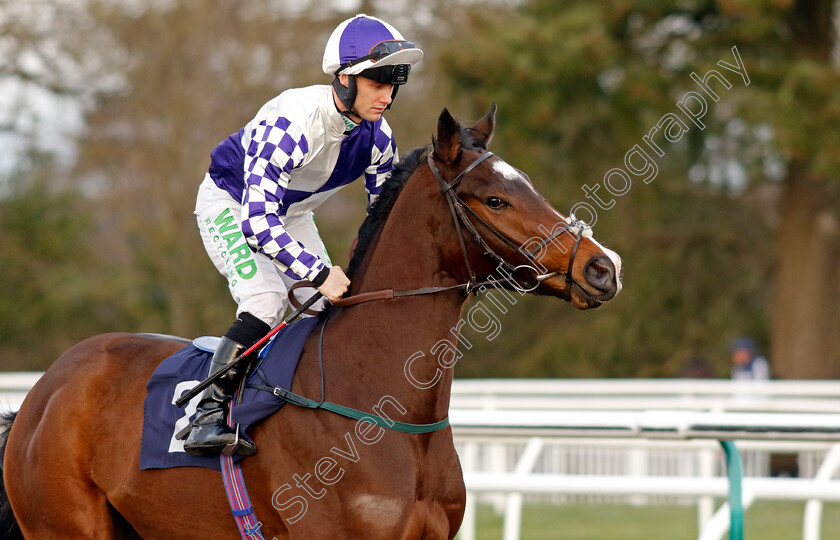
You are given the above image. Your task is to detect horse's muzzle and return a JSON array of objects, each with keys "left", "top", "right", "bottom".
[{"left": 583, "top": 255, "right": 619, "bottom": 300}]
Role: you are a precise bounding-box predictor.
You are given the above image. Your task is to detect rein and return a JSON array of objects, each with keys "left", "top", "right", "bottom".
[
  {"left": 289, "top": 150, "right": 593, "bottom": 313},
  {"left": 263, "top": 149, "right": 594, "bottom": 436}
]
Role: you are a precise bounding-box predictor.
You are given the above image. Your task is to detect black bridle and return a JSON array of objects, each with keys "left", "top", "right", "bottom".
[
  {"left": 427, "top": 151, "right": 591, "bottom": 301},
  {"left": 289, "top": 149, "right": 594, "bottom": 312}
]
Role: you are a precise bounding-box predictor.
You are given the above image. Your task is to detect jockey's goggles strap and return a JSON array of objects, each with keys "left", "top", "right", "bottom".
[{"left": 338, "top": 41, "right": 417, "bottom": 72}]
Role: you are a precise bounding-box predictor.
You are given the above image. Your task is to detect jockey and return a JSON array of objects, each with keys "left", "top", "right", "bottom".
[{"left": 185, "top": 14, "right": 423, "bottom": 456}]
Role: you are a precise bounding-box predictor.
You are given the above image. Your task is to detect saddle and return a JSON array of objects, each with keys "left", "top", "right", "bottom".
[{"left": 139, "top": 316, "right": 320, "bottom": 471}]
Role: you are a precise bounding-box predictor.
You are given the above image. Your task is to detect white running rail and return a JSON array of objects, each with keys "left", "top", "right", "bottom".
[
  {"left": 449, "top": 379, "right": 840, "bottom": 540},
  {"left": 3, "top": 375, "right": 840, "bottom": 540}
]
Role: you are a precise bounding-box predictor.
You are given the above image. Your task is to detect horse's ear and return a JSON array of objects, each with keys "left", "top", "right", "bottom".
[
  {"left": 434, "top": 108, "right": 462, "bottom": 165},
  {"left": 469, "top": 102, "right": 496, "bottom": 145}
]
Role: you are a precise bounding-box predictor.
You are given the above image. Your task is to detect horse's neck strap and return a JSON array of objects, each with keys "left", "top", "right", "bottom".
[
  {"left": 250, "top": 306, "right": 450, "bottom": 434},
  {"left": 260, "top": 385, "right": 450, "bottom": 434}
]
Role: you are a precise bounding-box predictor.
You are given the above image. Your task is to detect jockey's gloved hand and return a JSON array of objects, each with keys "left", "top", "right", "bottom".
[{"left": 317, "top": 266, "right": 351, "bottom": 302}]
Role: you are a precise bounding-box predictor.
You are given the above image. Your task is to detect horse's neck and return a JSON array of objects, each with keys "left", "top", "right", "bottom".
[
  {"left": 330, "top": 294, "right": 464, "bottom": 422},
  {"left": 352, "top": 170, "right": 464, "bottom": 293},
  {"left": 324, "top": 177, "right": 467, "bottom": 422}
]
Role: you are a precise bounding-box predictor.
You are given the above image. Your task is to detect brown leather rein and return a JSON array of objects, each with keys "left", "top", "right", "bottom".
[{"left": 289, "top": 150, "right": 589, "bottom": 312}]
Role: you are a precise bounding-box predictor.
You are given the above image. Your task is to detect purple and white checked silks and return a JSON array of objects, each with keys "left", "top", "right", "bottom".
[{"left": 205, "top": 84, "right": 397, "bottom": 283}]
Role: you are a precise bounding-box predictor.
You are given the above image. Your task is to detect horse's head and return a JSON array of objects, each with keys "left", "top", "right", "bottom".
[{"left": 429, "top": 105, "right": 622, "bottom": 309}]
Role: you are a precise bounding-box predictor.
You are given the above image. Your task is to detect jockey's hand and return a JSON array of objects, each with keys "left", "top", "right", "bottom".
[{"left": 317, "top": 266, "right": 351, "bottom": 303}]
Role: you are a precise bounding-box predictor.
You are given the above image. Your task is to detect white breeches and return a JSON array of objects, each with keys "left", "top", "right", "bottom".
[{"left": 195, "top": 174, "right": 330, "bottom": 326}]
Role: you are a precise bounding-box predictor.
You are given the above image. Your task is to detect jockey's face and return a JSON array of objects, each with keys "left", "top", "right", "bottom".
[{"left": 337, "top": 74, "right": 394, "bottom": 123}]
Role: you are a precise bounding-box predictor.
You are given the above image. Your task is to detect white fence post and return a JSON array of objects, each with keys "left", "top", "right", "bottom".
[
  {"left": 502, "top": 438, "right": 544, "bottom": 540},
  {"left": 490, "top": 442, "right": 508, "bottom": 514},
  {"left": 457, "top": 442, "right": 479, "bottom": 540},
  {"left": 698, "top": 446, "right": 716, "bottom": 529},
  {"left": 803, "top": 443, "right": 840, "bottom": 540},
  {"left": 628, "top": 446, "right": 648, "bottom": 506}
]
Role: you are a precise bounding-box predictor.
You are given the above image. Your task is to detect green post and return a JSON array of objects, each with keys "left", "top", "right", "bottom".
[{"left": 720, "top": 440, "right": 744, "bottom": 540}]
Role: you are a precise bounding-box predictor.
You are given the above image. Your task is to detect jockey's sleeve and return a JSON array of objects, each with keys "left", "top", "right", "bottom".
[
  {"left": 240, "top": 119, "right": 326, "bottom": 282},
  {"left": 365, "top": 121, "right": 398, "bottom": 210}
]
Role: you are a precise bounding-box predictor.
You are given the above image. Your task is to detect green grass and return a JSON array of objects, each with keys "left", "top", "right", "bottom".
[{"left": 464, "top": 501, "right": 840, "bottom": 539}]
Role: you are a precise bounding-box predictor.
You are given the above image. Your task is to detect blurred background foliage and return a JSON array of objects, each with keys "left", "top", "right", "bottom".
[{"left": 0, "top": 0, "right": 837, "bottom": 378}]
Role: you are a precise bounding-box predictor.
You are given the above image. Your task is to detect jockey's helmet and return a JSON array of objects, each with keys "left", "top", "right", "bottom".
[{"left": 323, "top": 14, "right": 424, "bottom": 113}]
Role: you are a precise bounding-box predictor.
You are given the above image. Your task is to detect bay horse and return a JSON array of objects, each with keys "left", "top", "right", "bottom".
[{"left": 0, "top": 105, "right": 621, "bottom": 539}]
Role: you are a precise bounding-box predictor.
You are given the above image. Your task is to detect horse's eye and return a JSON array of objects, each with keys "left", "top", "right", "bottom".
[{"left": 486, "top": 196, "right": 507, "bottom": 210}]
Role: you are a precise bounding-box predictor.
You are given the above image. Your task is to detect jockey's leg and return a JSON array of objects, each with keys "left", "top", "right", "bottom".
[
  {"left": 183, "top": 312, "right": 269, "bottom": 456},
  {"left": 192, "top": 180, "right": 333, "bottom": 456}
]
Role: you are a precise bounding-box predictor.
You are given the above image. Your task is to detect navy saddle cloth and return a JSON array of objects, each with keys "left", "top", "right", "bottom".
[{"left": 140, "top": 316, "right": 320, "bottom": 471}]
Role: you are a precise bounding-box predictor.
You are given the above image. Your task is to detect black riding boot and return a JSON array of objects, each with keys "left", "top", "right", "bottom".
[{"left": 183, "top": 313, "right": 270, "bottom": 456}]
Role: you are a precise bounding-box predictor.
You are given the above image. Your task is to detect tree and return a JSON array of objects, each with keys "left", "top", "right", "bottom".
[
  {"left": 0, "top": 0, "right": 123, "bottom": 179},
  {"left": 0, "top": 0, "right": 129, "bottom": 369},
  {"left": 441, "top": 0, "right": 839, "bottom": 378},
  {"left": 0, "top": 155, "right": 129, "bottom": 369}
]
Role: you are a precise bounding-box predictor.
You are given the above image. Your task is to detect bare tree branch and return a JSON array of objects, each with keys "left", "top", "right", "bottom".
[{"left": 0, "top": 68, "right": 84, "bottom": 97}]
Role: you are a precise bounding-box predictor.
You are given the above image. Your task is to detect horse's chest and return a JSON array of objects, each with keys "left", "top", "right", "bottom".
[
  {"left": 347, "top": 493, "right": 413, "bottom": 529},
  {"left": 338, "top": 457, "right": 463, "bottom": 539},
  {"left": 342, "top": 493, "right": 452, "bottom": 540}
]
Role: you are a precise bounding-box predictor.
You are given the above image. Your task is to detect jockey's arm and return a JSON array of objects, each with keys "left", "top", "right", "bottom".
[
  {"left": 240, "top": 122, "right": 327, "bottom": 284},
  {"left": 363, "top": 122, "right": 398, "bottom": 208}
]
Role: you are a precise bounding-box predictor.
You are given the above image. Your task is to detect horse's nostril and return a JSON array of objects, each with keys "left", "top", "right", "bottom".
[{"left": 584, "top": 256, "right": 616, "bottom": 292}]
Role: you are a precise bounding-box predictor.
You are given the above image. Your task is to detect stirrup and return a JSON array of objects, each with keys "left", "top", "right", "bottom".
[
  {"left": 222, "top": 424, "right": 244, "bottom": 457},
  {"left": 175, "top": 423, "right": 192, "bottom": 441}
]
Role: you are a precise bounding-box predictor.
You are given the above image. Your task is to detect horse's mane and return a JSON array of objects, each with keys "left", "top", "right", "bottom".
[
  {"left": 345, "top": 145, "right": 430, "bottom": 279},
  {"left": 345, "top": 127, "right": 488, "bottom": 280}
]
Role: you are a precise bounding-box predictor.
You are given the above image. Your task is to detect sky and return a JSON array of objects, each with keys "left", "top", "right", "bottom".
[{"left": 0, "top": 78, "right": 85, "bottom": 179}]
